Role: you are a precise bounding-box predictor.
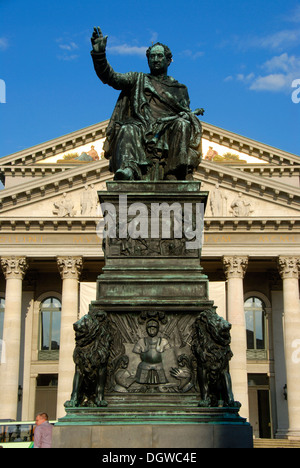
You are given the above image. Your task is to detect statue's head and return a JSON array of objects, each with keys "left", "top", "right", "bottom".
[
  {"left": 146, "top": 42, "right": 173, "bottom": 76},
  {"left": 146, "top": 319, "right": 159, "bottom": 337}
]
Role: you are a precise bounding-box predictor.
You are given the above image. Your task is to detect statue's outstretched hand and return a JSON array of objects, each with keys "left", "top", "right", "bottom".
[{"left": 91, "top": 26, "right": 108, "bottom": 53}]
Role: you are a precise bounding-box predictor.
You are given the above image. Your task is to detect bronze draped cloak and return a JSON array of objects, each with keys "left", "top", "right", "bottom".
[{"left": 91, "top": 51, "right": 202, "bottom": 177}]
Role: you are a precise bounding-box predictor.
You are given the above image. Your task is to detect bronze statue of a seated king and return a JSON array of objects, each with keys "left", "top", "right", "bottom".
[{"left": 91, "top": 27, "right": 203, "bottom": 181}]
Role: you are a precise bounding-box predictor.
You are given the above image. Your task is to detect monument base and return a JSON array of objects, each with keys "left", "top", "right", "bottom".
[
  {"left": 55, "top": 181, "right": 253, "bottom": 449},
  {"left": 52, "top": 423, "right": 252, "bottom": 448},
  {"left": 52, "top": 396, "right": 253, "bottom": 448}
]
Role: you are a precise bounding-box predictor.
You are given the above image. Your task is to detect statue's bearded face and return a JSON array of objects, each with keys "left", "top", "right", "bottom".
[{"left": 148, "top": 45, "right": 170, "bottom": 76}]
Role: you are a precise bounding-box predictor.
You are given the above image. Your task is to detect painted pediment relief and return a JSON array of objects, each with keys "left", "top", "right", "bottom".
[
  {"left": 38, "top": 138, "right": 105, "bottom": 164},
  {"left": 202, "top": 139, "right": 267, "bottom": 165},
  {"left": 38, "top": 136, "right": 268, "bottom": 166}
]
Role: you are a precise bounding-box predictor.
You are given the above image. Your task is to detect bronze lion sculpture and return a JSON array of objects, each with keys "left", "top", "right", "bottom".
[
  {"left": 191, "top": 309, "right": 240, "bottom": 408},
  {"left": 64, "top": 310, "right": 112, "bottom": 408}
]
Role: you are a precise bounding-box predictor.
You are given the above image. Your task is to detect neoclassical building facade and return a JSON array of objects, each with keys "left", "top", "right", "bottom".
[{"left": 0, "top": 119, "right": 299, "bottom": 440}]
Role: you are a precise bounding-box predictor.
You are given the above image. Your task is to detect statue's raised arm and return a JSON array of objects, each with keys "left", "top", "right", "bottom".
[
  {"left": 91, "top": 27, "right": 108, "bottom": 54},
  {"left": 90, "top": 27, "right": 203, "bottom": 181},
  {"left": 90, "top": 26, "right": 133, "bottom": 91}
]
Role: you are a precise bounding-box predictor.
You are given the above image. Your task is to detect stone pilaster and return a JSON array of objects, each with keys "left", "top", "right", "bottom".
[
  {"left": 0, "top": 256, "right": 28, "bottom": 420},
  {"left": 278, "top": 256, "right": 300, "bottom": 440},
  {"left": 56, "top": 256, "right": 83, "bottom": 419},
  {"left": 223, "top": 256, "right": 249, "bottom": 420}
]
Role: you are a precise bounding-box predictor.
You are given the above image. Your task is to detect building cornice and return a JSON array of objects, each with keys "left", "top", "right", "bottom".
[
  {"left": 0, "top": 216, "right": 299, "bottom": 233},
  {"left": 220, "top": 164, "right": 300, "bottom": 177},
  {"left": 0, "top": 217, "right": 99, "bottom": 232},
  {"left": 0, "top": 163, "right": 77, "bottom": 185},
  {"left": 1, "top": 162, "right": 299, "bottom": 188}
]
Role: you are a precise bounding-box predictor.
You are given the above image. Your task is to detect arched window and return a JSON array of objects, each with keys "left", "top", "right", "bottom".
[
  {"left": 244, "top": 296, "right": 266, "bottom": 351},
  {"left": 0, "top": 297, "right": 5, "bottom": 340},
  {"left": 39, "top": 297, "right": 61, "bottom": 360}
]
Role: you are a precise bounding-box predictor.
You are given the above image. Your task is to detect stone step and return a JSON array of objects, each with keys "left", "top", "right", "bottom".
[{"left": 254, "top": 438, "right": 300, "bottom": 448}]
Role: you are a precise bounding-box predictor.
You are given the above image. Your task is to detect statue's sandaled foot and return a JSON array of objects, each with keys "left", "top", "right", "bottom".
[
  {"left": 185, "top": 173, "right": 194, "bottom": 181},
  {"left": 114, "top": 168, "right": 134, "bottom": 180},
  {"left": 227, "top": 400, "right": 241, "bottom": 409},
  {"left": 64, "top": 398, "right": 78, "bottom": 408},
  {"left": 198, "top": 399, "right": 211, "bottom": 407},
  {"left": 165, "top": 174, "right": 177, "bottom": 181},
  {"left": 96, "top": 399, "right": 108, "bottom": 407}
]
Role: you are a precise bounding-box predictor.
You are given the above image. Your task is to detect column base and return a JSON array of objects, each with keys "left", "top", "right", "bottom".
[{"left": 288, "top": 429, "right": 300, "bottom": 441}]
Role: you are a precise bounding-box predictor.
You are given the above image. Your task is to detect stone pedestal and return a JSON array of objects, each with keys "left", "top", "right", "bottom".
[
  {"left": 95, "top": 181, "right": 209, "bottom": 311},
  {"left": 54, "top": 181, "right": 252, "bottom": 448},
  {"left": 53, "top": 399, "right": 252, "bottom": 448}
]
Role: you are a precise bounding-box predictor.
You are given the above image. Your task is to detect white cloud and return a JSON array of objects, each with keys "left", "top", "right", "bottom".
[
  {"left": 221, "top": 28, "right": 300, "bottom": 53},
  {"left": 0, "top": 37, "right": 8, "bottom": 51},
  {"left": 255, "top": 29, "right": 300, "bottom": 50},
  {"left": 179, "top": 49, "right": 204, "bottom": 60},
  {"left": 262, "top": 52, "right": 300, "bottom": 73},
  {"left": 107, "top": 44, "right": 147, "bottom": 56},
  {"left": 252, "top": 53, "right": 300, "bottom": 91},
  {"left": 56, "top": 38, "right": 79, "bottom": 61},
  {"left": 59, "top": 42, "right": 78, "bottom": 51},
  {"left": 250, "top": 74, "right": 287, "bottom": 91},
  {"left": 149, "top": 31, "right": 159, "bottom": 44},
  {"left": 229, "top": 53, "right": 300, "bottom": 93},
  {"left": 284, "top": 4, "right": 300, "bottom": 23},
  {"left": 237, "top": 73, "right": 255, "bottom": 83},
  {"left": 57, "top": 54, "right": 79, "bottom": 61}
]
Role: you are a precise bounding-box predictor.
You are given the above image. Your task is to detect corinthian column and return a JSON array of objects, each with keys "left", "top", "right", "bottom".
[
  {"left": 56, "top": 256, "right": 83, "bottom": 418},
  {"left": 0, "top": 256, "right": 28, "bottom": 420},
  {"left": 223, "top": 256, "right": 249, "bottom": 419},
  {"left": 278, "top": 256, "right": 300, "bottom": 440}
]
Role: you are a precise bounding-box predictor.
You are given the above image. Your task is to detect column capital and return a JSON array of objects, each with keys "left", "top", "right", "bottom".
[
  {"left": 57, "top": 256, "right": 83, "bottom": 280},
  {"left": 223, "top": 255, "right": 248, "bottom": 279},
  {"left": 1, "top": 256, "right": 28, "bottom": 280},
  {"left": 277, "top": 256, "right": 300, "bottom": 280}
]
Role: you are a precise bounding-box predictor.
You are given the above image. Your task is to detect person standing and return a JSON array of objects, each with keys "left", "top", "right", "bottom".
[{"left": 34, "top": 413, "right": 53, "bottom": 448}]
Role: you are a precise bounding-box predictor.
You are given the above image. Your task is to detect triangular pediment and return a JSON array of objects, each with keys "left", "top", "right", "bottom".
[
  {"left": 0, "top": 119, "right": 299, "bottom": 224},
  {"left": 0, "top": 119, "right": 299, "bottom": 168}
]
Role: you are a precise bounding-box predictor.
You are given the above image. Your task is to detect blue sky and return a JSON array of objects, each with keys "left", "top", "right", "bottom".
[{"left": 0, "top": 0, "right": 300, "bottom": 158}]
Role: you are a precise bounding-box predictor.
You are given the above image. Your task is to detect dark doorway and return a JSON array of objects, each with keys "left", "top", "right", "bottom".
[{"left": 257, "top": 389, "right": 271, "bottom": 438}]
